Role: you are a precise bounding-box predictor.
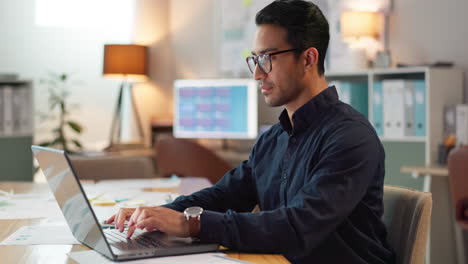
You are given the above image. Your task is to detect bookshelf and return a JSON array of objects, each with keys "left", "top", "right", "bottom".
[
  {"left": 0, "top": 79, "right": 34, "bottom": 181},
  {"left": 327, "top": 67, "right": 464, "bottom": 264},
  {"left": 327, "top": 67, "right": 463, "bottom": 189}
]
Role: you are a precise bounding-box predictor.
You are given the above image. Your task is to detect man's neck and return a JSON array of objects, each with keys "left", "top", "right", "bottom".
[{"left": 286, "top": 76, "right": 328, "bottom": 127}]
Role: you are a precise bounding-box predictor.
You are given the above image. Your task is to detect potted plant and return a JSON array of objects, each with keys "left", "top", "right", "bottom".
[{"left": 37, "top": 73, "right": 84, "bottom": 152}]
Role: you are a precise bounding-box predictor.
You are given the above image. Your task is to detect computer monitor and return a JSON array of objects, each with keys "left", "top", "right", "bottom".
[{"left": 174, "top": 79, "right": 258, "bottom": 139}]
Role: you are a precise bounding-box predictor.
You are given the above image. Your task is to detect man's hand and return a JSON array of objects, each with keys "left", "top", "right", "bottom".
[
  {"left": 107, "top": 206, "right": 189, "bottom": 239},
  {"left": 106, "top": 207, "right": 143, "bottom": 232}
]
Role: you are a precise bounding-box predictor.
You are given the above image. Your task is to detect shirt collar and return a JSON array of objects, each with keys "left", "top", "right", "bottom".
[{"left": 279, "top": 85, "right": 339, "bottom": 135}]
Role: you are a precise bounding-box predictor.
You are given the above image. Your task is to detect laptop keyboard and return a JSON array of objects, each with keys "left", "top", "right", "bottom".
[{"left": 104, "top": 228, "right": 164, "bottom": 250}]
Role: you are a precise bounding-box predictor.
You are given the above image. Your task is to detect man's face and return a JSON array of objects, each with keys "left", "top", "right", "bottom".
[{"left": 251, "top": 24, "right": 305, "bottom": 107}]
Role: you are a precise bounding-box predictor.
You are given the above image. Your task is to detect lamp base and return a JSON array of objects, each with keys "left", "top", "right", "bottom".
[
  {"left": 108, "top": 80, "right": 145, "bottom": 151},
  {"left": 104, "top": 141, "right": 146, "bottom": 152},
  {"left": 374, "top": 50, "right": 392, "bottom": 68}
]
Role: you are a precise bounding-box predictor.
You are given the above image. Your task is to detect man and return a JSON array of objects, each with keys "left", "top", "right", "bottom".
[{"left": 107, "top": 1, "right": 395, "bottom": 263}]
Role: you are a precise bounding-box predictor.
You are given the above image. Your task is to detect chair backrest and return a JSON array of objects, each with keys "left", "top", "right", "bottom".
[
  {"left": 69, "top": 155, "right": 156, "bottom": 180},
  {"left": 448, "top": 146, "right": 468, "bottom": 230},
  {"left": 155, "top": 137, "right": 234, "bottom": 184},
  {"left": 383, "top": 185, "right": 432, "bottom": 264}
]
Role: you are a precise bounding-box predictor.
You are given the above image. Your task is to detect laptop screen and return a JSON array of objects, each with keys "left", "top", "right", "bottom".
[{"left": 31, "top": 146, "right": 114, "bottom": 259}]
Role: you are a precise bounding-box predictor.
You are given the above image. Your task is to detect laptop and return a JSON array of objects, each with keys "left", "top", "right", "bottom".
[{"left": 31, "top": 145, "right": 219, "bottom": 261}]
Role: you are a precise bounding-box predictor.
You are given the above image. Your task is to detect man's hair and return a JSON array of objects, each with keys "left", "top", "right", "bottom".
[{"left": 255, "top": 0, "right": 329, "bottom": 75}]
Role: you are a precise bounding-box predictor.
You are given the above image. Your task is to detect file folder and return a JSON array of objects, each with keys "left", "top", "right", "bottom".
[
  {"left": 3, "top": 85, "right": 13, "bottom": 135},
  {"left": 0, "top": 87, "right": 4, "bottom": 136},
  {"left": 413, "top": 80, "right": 426, "bottom": 137},
  {"left": 338, "top": 81, "right": 351, "bottom": 104},
  {"left": 404, "top": 82, "right": 415, "bottom": 136},
  {"left": 372, "top": 81, "right": 384, "bottom": 136},
  {"left": 350, "top": 82, "right": 368, "bottom": 118},
  {"left": 383, "top": 80, "right": 406, "bottom": 138}
]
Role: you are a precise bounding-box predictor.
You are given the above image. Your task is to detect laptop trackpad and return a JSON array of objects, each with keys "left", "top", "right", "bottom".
[{"left": 143, "top": 231, "right": 196, "bottom": 247}]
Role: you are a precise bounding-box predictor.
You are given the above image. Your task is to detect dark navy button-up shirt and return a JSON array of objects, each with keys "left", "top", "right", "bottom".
[{"left": 164, "top": 86, "right": 395, "bottom": 263}]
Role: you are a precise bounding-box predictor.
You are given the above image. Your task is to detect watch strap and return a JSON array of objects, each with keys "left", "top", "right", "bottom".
[{"left": 187, "top": 214, "right": 201, "bottom": 237}]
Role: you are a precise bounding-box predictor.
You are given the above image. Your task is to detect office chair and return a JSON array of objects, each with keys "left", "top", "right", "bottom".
[
  {"left": 155, "top": 137, "right": 234, "bottom": 184},
  {"left": 448, "top": 146, "right": 468, "bottom": 230},
  {"left": 69, "top": 155, "right": 156, "bottom": 180},
  {"left": 382, "top": 185, "right": 432, "bottom": 264}
]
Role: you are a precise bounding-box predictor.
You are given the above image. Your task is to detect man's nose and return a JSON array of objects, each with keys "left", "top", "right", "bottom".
[{"left": 253, "top": 64, "right": 266, "bottom": 81}]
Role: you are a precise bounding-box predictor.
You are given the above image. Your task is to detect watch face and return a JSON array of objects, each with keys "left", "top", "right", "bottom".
[{"left": 185, "top": 206, "right": 203, "bottom": 217}]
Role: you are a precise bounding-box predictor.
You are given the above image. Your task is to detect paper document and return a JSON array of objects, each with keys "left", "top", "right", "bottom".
[
  {"left": 87, "top": 191, "right": 180, "bottom": 222},
  {"left": 68, "top": 250, "right": 252, "bottom": 264},
  {"left": 1, "top": 225, "right": 79, "bottom": 245},
  {"left": 94, "top": 176, "right": 181, "bottom": 190},
  {"left": 0, "top": 193, "right": 63, "bottom": 220}
]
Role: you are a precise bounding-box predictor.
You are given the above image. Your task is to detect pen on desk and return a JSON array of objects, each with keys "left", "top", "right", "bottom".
[
  {"left": 88, "top": 193, "right": 105, "bottom": 202},
  {"left": 115, "top": 198, "right": 129, "bottom": 203}
]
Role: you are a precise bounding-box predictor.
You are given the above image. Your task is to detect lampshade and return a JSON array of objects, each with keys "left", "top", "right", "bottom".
[
  {"left": 341, "top": 11, "right": 381, "bottom": 39},
  {"left": 103, "top": 44, "right": 148, "bottom": 81}
]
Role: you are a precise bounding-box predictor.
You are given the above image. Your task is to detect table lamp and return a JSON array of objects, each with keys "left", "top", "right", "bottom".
[
  {"left": 103, "top": 44, "right": 148, "bottom": 150},
  {"left": 341, "top": 10, "right": 380, "bottom": 40},
  {"left": 341, "top": 10, "right": 390, "bottom": 68}
]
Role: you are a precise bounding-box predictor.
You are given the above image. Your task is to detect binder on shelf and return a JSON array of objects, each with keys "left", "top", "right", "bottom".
[
  {"left": 3, "top": 85, "right": 13, "bottom": 135},
  {"left": 444, "top": 105, "right": 457, "bottom": 138},
  {"left": 383, "top": 79, "right": 405, "bottom": 138},
  {"left": 0, "top": 86, "right": 4, "bottom": 136},
  {"left": 393, "top": 81, "right": 405, "bottom": 137},
  {"left": 456, "top": 104, "right": 468, "bottom": 145},
  {"left": 330, "top": 81, "right": 342, "bottom": 100},
  {"left": 335, "top": 81, "right": 352, "bottom": 104},
  {"left": 350, "top": 82, "right": 368, "bottom": 118},
  {"left": 413, "top": 80, "right": 426, "bottom": 137},
  {"left": 403, "top": 82, "right": 415, "bottom": 136},
  {"left": 11, "top": 86, "right": 23, "bottom": 134},
  {"left": 333, "top": 81, "right": 368, "bottom": 118},
  {"left": 372, "top": 81, "right": 384, "bottom": 136},
  {"left": 19, "top": 86, "right": 33, "bottom": 135}
]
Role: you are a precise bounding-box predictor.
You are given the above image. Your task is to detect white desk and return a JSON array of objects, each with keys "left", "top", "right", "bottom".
[{"left": 0, "top": 179, "right": 290, "bottom": 264}]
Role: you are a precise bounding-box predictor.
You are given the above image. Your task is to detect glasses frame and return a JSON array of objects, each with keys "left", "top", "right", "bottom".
[{"left": 246, "top": 48, "right": 299, "bottom": 74}]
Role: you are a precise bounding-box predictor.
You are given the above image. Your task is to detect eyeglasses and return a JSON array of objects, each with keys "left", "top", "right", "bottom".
[{"left": 246, "top": 48, "right": 299, "bottom": 74}]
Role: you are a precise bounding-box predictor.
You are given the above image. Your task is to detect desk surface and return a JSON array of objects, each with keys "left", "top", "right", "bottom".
[
  {"left": 0, "top": 180, "right": 289, "bottom": 264},
  {"left": 400, "top": 165, "right": 448, "bottom": 177}
]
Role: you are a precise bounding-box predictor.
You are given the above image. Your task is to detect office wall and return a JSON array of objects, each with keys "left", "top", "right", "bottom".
[
  {"left": 131, "top": 0, "right": 173, "bottom": 143},
  {"left": 0, "top": 0, "right": 134, "bottom": 148},
  {"left": 168, "top": 0, "right": 468, "bottom": 117},
  {"left": 169, "top": 0, "right": 283, "bottom": 125},
  {"left": 389, "top": 0, "right": 468, "bottom": 101},
  {"left": 0, "top": 0, "right": 172, "bottom": 148}
]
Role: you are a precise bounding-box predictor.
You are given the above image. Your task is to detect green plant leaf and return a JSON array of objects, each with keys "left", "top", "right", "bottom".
[
  {"left": 71, "top": 139, "right": 83, "bottom": 149},
  {"left": 38, "top": 141, "right": 52, "bottom": 147},
  {"left": 67, "top": 121, "right": 83, "bottom": 133}
]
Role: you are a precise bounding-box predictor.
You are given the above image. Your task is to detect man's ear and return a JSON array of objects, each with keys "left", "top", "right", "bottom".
[{"left": 304, "top": 47, "right": 319, "bottom": 71}]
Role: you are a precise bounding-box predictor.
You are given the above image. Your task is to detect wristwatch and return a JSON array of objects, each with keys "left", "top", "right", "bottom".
[{"left": 184, "top": 206, "right": 203, "bottom": 237}]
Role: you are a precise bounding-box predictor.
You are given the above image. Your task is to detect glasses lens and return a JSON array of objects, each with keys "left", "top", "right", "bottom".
[
  {"left": 246, "top": 57, "right": 256, "bottom": 74},
  {"left": 258, "top": 54, "right": 271, "bottom": 73}
]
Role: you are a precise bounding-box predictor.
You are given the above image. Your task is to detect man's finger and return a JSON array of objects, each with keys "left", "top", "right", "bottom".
[
  {"left": 128, "top": 207, "right": 143, "bottom": 227},
  {"left": 136, "top": 218, "right": 158, "bottom": 232},
  {"left": 117, "top": 210, "right": 128, "bottom": 232},
  {"left": 135, "top": 209, "right": 149, "bottom": 224},
  {"left": 106, "top": 215, "right": 115, "bottom": 224},
  {"left": 126, "top": 224, "right": 137, "bottom": 239}
]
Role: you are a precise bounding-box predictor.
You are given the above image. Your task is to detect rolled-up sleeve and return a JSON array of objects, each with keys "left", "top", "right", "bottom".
[{"left": 162, "top": 153, "right": 258, "bottom": 214}]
